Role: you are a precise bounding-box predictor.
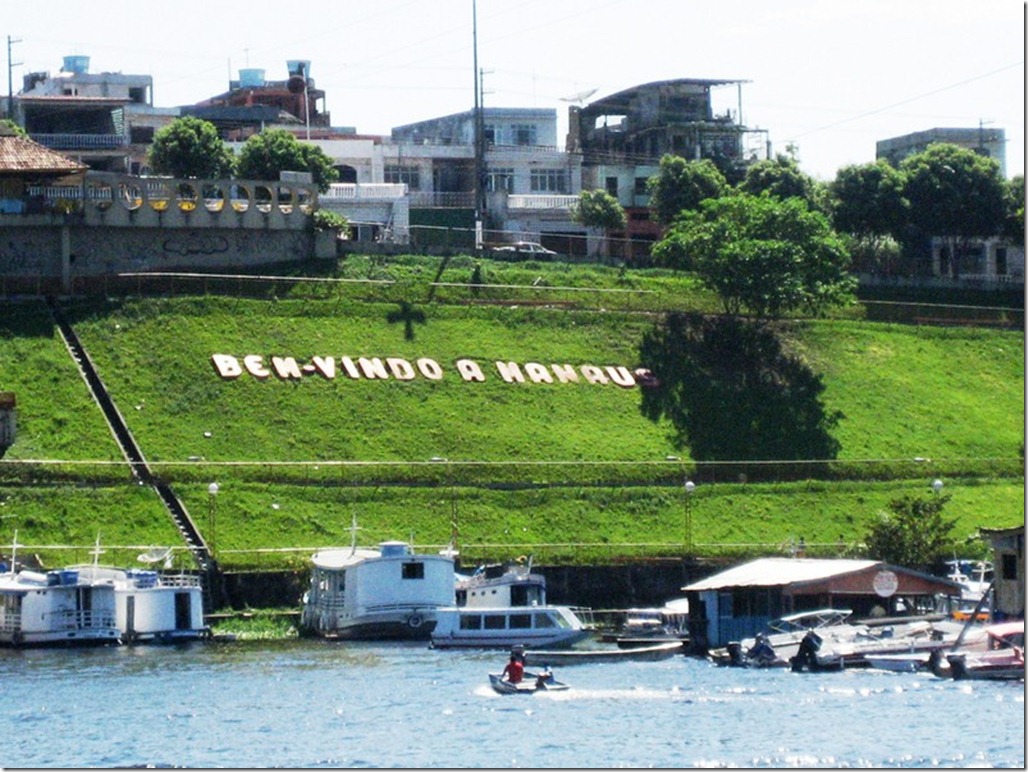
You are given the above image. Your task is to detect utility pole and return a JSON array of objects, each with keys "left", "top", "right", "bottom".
[
  {"left": 7, "top": 36, "right": 22, "bottom": 122},
  {"left": 472, "top": 0, "right": 485, "bottom": 250}
]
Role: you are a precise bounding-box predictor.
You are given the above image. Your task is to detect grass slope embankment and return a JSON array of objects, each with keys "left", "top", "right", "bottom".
[{"left": 0, "top": 257, "right": 1022, "bottom": 571}]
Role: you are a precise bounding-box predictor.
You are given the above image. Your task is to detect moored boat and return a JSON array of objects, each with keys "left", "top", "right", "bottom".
[
  {"left": 523, "top": 639, "right": 683, "bottom": 666},
  {"left": 931, "top": 620, "right": 1025, "bottom": 681},
  {"left": 69, "top": 562, "right": 208, "bottom": 644},
  {"left": 0, "top": 567, "right": 120, "bottom": 647},
  {"left": 300, "top": 523, "right": 456, "bottom": 640},
  {"left": 430, "top": 559, "right": 591, "bottom": 649}
]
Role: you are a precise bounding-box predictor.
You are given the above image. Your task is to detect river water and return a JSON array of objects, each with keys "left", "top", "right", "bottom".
[{"left": 1, "top": 639, "right": 1023, "bottom": 769}]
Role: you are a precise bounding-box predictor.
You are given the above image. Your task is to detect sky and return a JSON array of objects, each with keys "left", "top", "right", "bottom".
[{"left": 3, "top": 0, "right": 1024, "bottom": 181}]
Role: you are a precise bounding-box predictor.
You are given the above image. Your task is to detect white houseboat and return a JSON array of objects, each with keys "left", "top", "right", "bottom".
[
  {"left": 69, "top": 563, "right": 208, "bottom": 643},
  {"left": 430, "top": 560, "right": 591, "bottom": 649},
  {"left": 300, "top": 539, "right": 456, "bottom": 640},
  {"left": 0, "top": 567, "right": 120, "bottom": 647}
]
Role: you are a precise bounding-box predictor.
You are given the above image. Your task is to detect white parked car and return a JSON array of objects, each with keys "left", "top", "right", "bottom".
[{"left": 490, "top": 241, "right": 560, "bottom": 259}]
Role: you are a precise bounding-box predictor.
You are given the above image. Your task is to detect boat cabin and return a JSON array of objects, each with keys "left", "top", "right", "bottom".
[{"left": 0, "top": 568, "right": 119, "bottom": 647}]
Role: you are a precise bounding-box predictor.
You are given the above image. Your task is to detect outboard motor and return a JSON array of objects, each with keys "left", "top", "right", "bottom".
[{"left": 726, "top": 641, "right": 745, "bottom": 666}]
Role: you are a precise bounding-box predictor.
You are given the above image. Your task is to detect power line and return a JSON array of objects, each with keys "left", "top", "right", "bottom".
[{"left": 785, "top": 61, "right": 1023, "bottom": 142}]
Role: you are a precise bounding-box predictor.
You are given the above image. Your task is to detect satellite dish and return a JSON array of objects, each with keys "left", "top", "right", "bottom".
[
  {"left": 559, "top": 88, "right": 597, "bottom": 104},
  {"left": 138, "top": 546, "right": 173, "bottom": 565}
]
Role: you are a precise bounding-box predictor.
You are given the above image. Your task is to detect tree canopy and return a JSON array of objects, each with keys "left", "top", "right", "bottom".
[
  {"left": 863, "top": 492, "right": 958, "bottom": 572},
  {"left": 235, "top": 128, "right": 339, "bottom": 192},
  {"left": 899, "top": 143, "right": 1006, "bottom": 276},
  {"left": 570, "top": 189, "right": 627, "bottom": 231},
  {"left": 647, "top": 155, "right": 728, "bottom": 226},
  {"left": 829, "top": 159, "right": 908, "bottom": 241},
  {"left": 148, "top": 116, "right": 234, "bottom": 179},
  {"left": 653, "top": 192, "right": 855, "bottom": 319},
  {"left": 739, "top": 153, "right": 824, "bottom": 212}
]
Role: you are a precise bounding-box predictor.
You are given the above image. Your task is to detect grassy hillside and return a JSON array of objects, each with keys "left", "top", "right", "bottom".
[{"left": 0, "top": 256, "right": 1022, "bottom": 571}]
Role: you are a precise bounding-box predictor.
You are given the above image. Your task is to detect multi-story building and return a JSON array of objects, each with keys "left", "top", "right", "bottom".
[
  {"left": 7, "top": 55, "right": 177, "bottom": 174},
  {"left": 567, "top": 78, "right": 768, "bottom": 261},
  {"left": 876, "top": 126, "right": 1007, "bottom": 177}
]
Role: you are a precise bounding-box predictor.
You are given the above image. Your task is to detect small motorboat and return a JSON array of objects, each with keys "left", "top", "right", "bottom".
[{"left": 488, "top": 671, "right": 570, "bottom": 695}]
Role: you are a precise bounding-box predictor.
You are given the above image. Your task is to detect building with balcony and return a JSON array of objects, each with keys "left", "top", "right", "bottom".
[
  {"left": 9, "top": 55, "right": 177, "bottom": 174},
  {"left": 568, "top": 79, "right": 768, "bottom": 262},
  {"left": 185, "top": 60, "right": 336, "bottom": 142}
]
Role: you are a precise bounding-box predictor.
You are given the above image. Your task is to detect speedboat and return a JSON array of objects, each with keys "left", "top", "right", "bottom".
[
  {"left": 488, "top": 671, "right": 569, "bottom": 695},
  {"left": 932, "top": 620, "right": 1025, "bottom": 681},
  {"left": 708, "top": 608, "right": 856, "bottom": 667}
]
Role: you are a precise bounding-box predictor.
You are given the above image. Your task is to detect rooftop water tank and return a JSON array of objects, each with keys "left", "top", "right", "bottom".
[
  {"left": 62, "top": 55, "right": 90, "bottom": 75},
  {"left": 287, "top": 60, "right": 311, "bottom": 78},
  {"left": 239, "top": 68, "right": 265, "bottom": 88}
]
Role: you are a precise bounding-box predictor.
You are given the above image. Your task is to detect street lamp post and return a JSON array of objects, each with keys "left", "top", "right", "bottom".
[
  {"left": 932, "top": 479, "right": 944, "bottom": 495},
  {"left": 207, "top": 482, "right": 219, "bottom": 556},
  {"left": 684, "top": 480, "right": 696, "bottom": 552}
]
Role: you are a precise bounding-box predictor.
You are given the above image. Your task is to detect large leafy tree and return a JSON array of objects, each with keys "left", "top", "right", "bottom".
[
  {"left": 1002, "top": 174, "right": 1025, "bottom": 245},
  {"left": 864, "top": 493, "right": 957, "bottom": 572},
  {"left": 829, "top": 160, "right": 909, "bottom": 275},
  {"left": 570, "top": 189, "right": 627, "bottom": 257},
  {"left": 647, "top": 155, "right": 728, "bottom": 226},
  {"left": 899, "top": 142, "right": 1006, "bottom": 277},
  {"left": 148, "top": 116, "right": 234, "bottom": 179},
  {"left": 235, "top": 128, "right": 339, "bottom": 192},
  {"left": 653, "top": 192, "right": 855, "bottom": 319},
  {"left": 738, "top": 152, "right": 825, "bottom": 212}
]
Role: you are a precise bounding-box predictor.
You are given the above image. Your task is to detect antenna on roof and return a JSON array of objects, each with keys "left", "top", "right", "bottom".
[{"left": 560, "top": 88, "right": 597, "bottom": 105}]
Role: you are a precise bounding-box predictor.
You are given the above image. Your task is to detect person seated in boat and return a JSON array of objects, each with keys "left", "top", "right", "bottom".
[
  {"left": 535, "top": 665, "right": 553, "bottom": 688},
  {"left": 502, "top": 652, "right": 524, "bottom": 684},
  {"left": 747, "top": 633, "right": 777, "bottom": 665}
]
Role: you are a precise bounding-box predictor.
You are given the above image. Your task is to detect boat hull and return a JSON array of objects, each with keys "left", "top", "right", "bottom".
[{"left": 488, "top": 672, "right": 569, "bottom": 695}]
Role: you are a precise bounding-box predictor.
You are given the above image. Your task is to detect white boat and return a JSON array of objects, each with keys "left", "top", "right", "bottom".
[
  {"left": 0, "top": 567, "right": 120, "bottom": 647},
  {"left": 300, "top": 524, "right": 456, "bottom": 640},
  {"left": 709, "top": 608, "right": 857, "bottom": 667},
  {"left": 488, "top": 671, "right": 570, "bottom": 695},
  {"left": 523, "top": 640, "right": 684, "bottom": 666},
  {"left": 430, "top": 559, "right": 591, "bottom": 649},
  {"left": 821, "top": 617, "right": 989, "bottom": 670},
  {"left": 69, "top": 563, "right": 208, "bottom": 643}
]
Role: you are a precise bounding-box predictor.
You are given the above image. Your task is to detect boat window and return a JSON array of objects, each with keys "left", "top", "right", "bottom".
[
  {"left": 484, "top": 615, "right": 507, "bottom": 630},
  {"left": 509, "top": 614, "right": 532, "bottom": 629},
  {"left": 402, "top": 562, "right": 425, "bottom": 580},
  {"left": 534, "top": 612, "right": 557, "bottom": 628},
  {"left": 459, "top": 615, "right": 482, "bottom": 630}
]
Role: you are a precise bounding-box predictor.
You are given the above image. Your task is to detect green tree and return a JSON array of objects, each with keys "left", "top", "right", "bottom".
[
  {"left": 235, "top": 128, "right": 339, "bottom": 192},
  {"left": 570, "top": 189, "right": 627, "bottom": 257},
  {"left": 653, "top": 192, "right": 855, "bottom": 319},
  {"left": 148, "top": 116, "right": 234, "bottom": 179},
  {"left": 0, "top": 119, "right": 27, "bottom": 137},
  {"left": 829, "top": 160, "right": 909, "bottom": 275},
  {"left": 739, "top": 153, "right": 827, "bottom": 212},
  {"left": 647, "top": 155, "right": 728, "bottom": 226},
  {"left": 864, "top": 493, "right": 958, "bottom": 572},
  {"left": 1002, "top": 174, "right": 1025, "bottom": 246},
  {"left": 899, "top": 142, "right": 1006, "bottom": 277}
]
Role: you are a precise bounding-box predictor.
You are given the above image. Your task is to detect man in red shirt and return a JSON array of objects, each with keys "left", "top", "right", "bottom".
[{"left": 502, "top": 653, "right": 524, "bottom": 684}]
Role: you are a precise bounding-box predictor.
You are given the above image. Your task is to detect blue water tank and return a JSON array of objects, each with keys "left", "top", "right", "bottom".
[
  {"left": 287, "top": 60, "right": 311, "bottom": 78},
  {"left": 63, "top": 55, "right": 90, "bottom": 75},
  {"left": 379, "top": 541, "right": 410, "bottom": 558},
  {"left": 239, "top": 68, "right": 265, "bottom": 88}
]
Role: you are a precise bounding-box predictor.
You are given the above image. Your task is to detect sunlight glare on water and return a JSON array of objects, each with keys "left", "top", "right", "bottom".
[{"left": 0, "top": 639, "right": 1022, "bottom": 768}]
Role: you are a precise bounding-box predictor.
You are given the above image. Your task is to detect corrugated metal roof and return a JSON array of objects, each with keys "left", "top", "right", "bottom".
[
  {"left": 682, "top": 557, "right": 882, "bottom": 592},
  {"left": 0, "top": 133, "right": 87, "bottom": 174}
]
